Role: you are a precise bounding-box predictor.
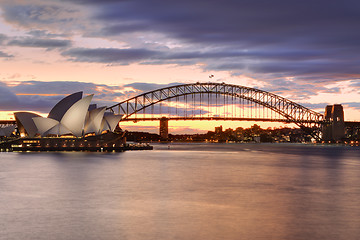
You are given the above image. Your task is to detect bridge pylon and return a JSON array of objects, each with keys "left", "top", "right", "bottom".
[{"left": 322, "top": 104, "right": 345, "bottom": 142}]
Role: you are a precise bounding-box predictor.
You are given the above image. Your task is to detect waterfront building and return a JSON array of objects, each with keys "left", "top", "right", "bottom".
[
  {"left": 215, "top": 125, "right": 223, "bottom": 134},
  {"left": 1, "top": 92, "right": 128, "bottom": 152},
  {"left": 14, "top": 92, "right": 123, "bottom": 138}
]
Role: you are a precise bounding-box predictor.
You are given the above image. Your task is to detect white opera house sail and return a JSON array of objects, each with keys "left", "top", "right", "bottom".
[{"left": 13, "top": 92, "right": 123, "bottom": 138}]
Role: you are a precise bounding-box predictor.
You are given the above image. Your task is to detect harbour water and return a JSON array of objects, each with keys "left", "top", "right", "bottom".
[{"left": 1, "top": 143, "right": 360, "bottom": 240}]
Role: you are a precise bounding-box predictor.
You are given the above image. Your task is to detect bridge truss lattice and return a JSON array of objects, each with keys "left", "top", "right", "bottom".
[{"left": 108, "top": 82, "right": 325, "bottom": 139}]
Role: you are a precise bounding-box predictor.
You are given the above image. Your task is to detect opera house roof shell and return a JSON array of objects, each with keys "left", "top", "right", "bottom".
[{"left": 14, "top": 92, "right": 123, "bottom": 138}]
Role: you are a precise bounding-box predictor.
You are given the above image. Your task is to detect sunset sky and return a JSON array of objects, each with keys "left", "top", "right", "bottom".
[{"left": 1, "top": 0, "right": 360, "bottom": 133}]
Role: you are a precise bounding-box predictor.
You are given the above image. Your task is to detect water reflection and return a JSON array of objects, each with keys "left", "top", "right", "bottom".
[{"left": 1, "top": 144, "right": 360, "bottom": 240}]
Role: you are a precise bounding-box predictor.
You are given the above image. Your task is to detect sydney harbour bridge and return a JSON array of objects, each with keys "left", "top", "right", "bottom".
[
  {"left": 106, "top": 82, "right": 357, "bottom": 142},
  {"left": 1, "top": 82, "right": 359, "bottom": 141}
]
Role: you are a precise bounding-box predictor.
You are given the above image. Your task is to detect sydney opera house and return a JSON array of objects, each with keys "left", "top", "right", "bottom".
[
  {"left": 0, "top": 92, "right": 143, "bottom": 151},
  {"left": 14, "top": 92, "right": 122, "bottom": 138}
]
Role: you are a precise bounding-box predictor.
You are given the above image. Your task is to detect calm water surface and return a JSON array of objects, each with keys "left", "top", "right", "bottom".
[{"left": 1, "top": 143, "right": 360, "bottom": 240}]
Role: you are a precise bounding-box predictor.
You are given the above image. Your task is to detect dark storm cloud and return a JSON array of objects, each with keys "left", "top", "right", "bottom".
[
  {"left": 60, "top": 46, "right": 332, "bottom": 67},
  {"left": 0, "top": 85, "right": 19, "bottom": 107},
  {"left": 349, "top": 81, "right": 360, "bottom": 88},
  {"left": 62, "top": 48, "right": 160, "bottom": 64},
  {"left": 0, "top": 34, "right": 8, "bottom": 44},
  {"left": 0, "top": 81, "right": 127, "bottom": 112},
  {"left": 0, "top": 80, "right": 200, "bottom": 114},
  {"left": 1, "top": 0, "right": 360, "bottom": 99},
  {"left": 58, "top": 44, "right": 360, "bottom": 87},
  {"left": 344, "top": 102, "right": 360, "bottom": 110},
  {"left": 261, "top": 78, "right": 328, "bottom": 99},
  {"left": 10, "top": 81, "right": 98, "bottom": 95},
  {"left": 66, "top": 0, "right": 127, "bottom": 3},
  {"left": 0, "top": 51, "right": 13, "bottom": 58},
  {"left": 300, "top": 103, "right": 329, "bottom": 110},
  {"left": 0, "top": 32, "right": 70, "bottom": 51},
  {"left": 0, "top": 86, "right": 57, "bottom": 112},
  {"left": 26, "top": 30, "right": 68, "bottom": 38},
  {"left": 101, "top": 22, "right": 150, "bottom": 35},
  {"left": 9, "top": 81, "right": 125, "bottom": 105},
  {"left": 165, "top": 49, "right": 329, "bottom": 61},
  {"left": 1, "top": 3, "right": 75, "bottom": 27},
  {"left": 8, "top": 37, "right": 71, "bottom": 49},
  {"left": 63, "top": 0, "right": 360, "bottom": 80},
  {"left": 323, "top": 87, "right": 341, "bottom": 94},
  {"left": 86, "top": 0, "right": 360, "bottom": 46}
]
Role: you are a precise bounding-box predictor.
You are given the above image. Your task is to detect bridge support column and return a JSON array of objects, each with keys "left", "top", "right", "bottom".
[
  {"left": 159, "top": 117, "right": 169, "bottom": 141},
  {"left": 322, "top": 104, "right": 345, "bottom": 142}
]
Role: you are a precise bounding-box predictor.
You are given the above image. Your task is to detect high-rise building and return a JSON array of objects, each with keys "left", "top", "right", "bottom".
[
  {"left": 215, "top": 125, "right": 223, "bottom": 134},
  {"left": 159, "top": 117, "right": 168, "bottom": 140}
]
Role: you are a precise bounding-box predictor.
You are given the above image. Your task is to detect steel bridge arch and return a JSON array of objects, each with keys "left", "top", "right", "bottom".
[{"left": 108, "top": 82, "right": 324, "bottom": 130}]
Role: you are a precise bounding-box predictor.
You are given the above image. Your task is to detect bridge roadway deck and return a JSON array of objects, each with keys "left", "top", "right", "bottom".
[
  {"left": 344, "top": 121, "right": 360, "bottom": 126},
  {"left": 0, "top": 120, "right": 16, "bottom": 124},
  {"left": 121, "top": 117, "right": 321, "bottom": 124}
]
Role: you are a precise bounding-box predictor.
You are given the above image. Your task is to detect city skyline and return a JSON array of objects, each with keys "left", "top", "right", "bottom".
[{"left": 1, "top": 0, "right": 360, "bottom": 133}]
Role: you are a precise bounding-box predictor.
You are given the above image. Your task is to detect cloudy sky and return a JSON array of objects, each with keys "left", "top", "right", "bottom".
[{"left": 1, "top": 0, "right": 360, "bottom": 133}]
